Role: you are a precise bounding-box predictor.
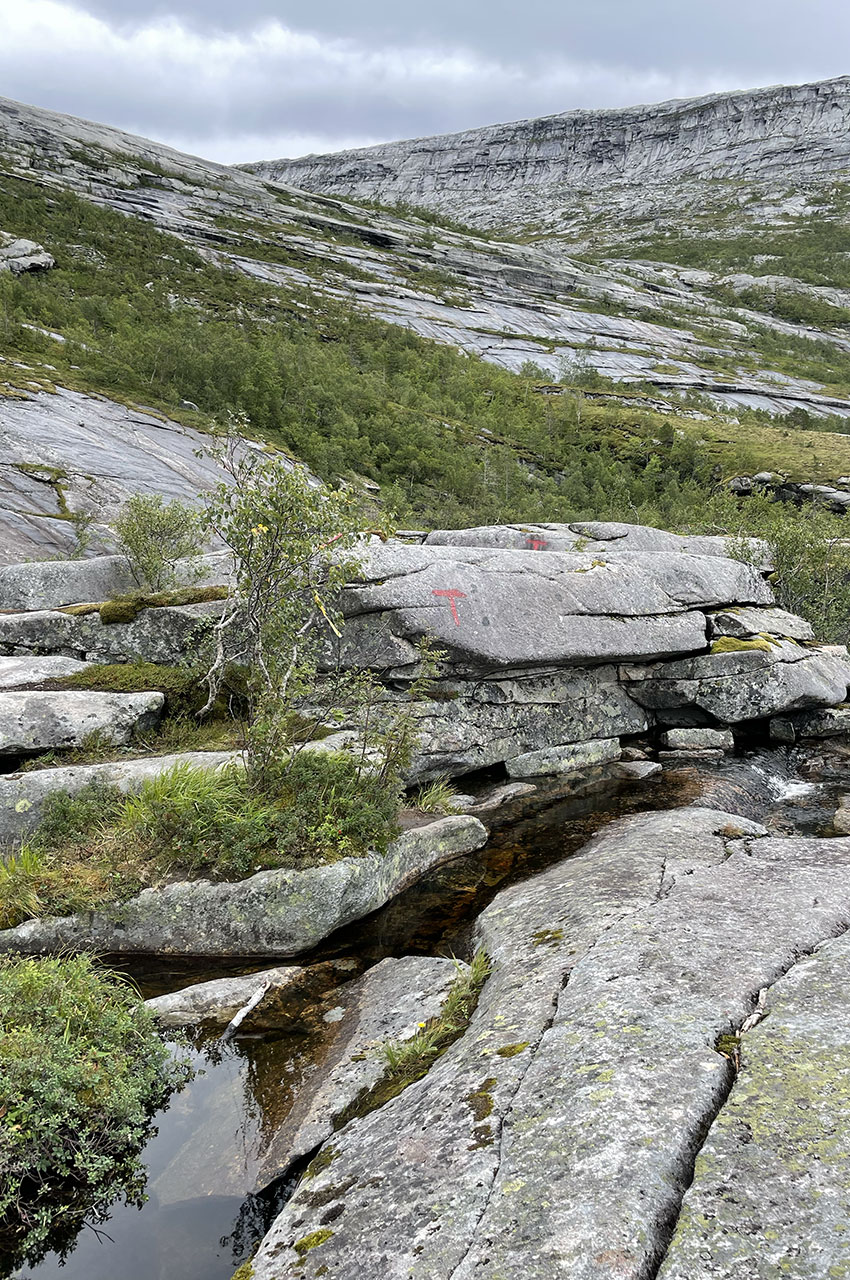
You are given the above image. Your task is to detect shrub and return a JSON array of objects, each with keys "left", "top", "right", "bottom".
[
  {"left": 0, "top": 955, "right": 190, "bottom": 1271},
  {"left": 725, "top": 494, "right": 850, "bottom": 644},
  {"left": 113, "top": 494, "right": 203, "bottom": 591}
]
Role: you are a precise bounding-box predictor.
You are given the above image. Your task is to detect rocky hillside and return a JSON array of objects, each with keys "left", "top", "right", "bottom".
[{"left": 7, "top": 89, "right": 850, "bottom": 565}]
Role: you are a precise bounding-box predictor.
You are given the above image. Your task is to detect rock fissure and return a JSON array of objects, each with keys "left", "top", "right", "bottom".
[
  {"left": 643, "top": 915, "right": 850, "bottom": 1280},
  {"left": 445, "top": 968, "right": 571, "bottom": 1280}
]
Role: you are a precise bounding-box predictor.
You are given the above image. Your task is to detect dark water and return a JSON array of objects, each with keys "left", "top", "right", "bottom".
[
  {"left": 16, "top": 1027, "right": 320, "bottom": 1280},
  {"left": 14, "top": 748, "right": 850, "bottom": 1280}
]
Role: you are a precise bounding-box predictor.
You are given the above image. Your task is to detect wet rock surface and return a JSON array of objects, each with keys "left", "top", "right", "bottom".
[
  {"left": 256, "top": 955, "right": 462, "bottom": 1187},
  {"left": 146, "top": 966, "right": 306, "bottom": 1029}
]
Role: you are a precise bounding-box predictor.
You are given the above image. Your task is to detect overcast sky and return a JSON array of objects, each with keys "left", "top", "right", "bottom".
[{"left": 2, "top": 1, "right": 849, "bottom": 164}]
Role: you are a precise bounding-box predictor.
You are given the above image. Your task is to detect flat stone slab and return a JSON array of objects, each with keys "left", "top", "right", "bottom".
[
  {"left": 709, "top": 605, "right": 814, "bottom": 642},
  {"left": 0, "top": 815, "right": 488, "bottom": 957},
  {"left": 250, "top": 808, "right": 850, "bottom": 1280},
  {"left": 0, "top": 749, "right": 241, "bottom": 844},
  {"left": 794, "top": 705, "right": 850, "bottom": 737},
  {"left": 506, "top": 736, "right": 621, "bottom": 777},
  {"left": 0, "top": 654, "right": 90, "bottom": 689},
  {"left": 659, "top": 930, "right": 850, "bottom": 1278},
  {"left": 0, "top": 689, "right": 164, "bottom": 754},
  {"left": 0, "top": 551, "right": 229, "bottom": 611},
  {"left": 338, "top": 539, "right": 770, "bottom": 669},
  {"left": 627, "top": 646, "right": 850, "bottom": 724},
  {"left": 663, "top": 726, "right": 734, "bottom": 750},
  {"left": 146, "top": 966, "right": 305, "bottom": 1028}
]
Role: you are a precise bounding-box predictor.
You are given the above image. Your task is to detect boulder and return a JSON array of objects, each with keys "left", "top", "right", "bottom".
[
  {"left": 0, "top": 555, "right": 137, "bottom": 612},
  {"left": 0, "top": 601, "right": 223, "bottom": 664},
  {"left": 145, "top": 966, "right": 305, "bottom": 1028},
  {"left": 793, "top": 705, "right": 850, "bottom": 737},
  {"left": 425, "top": 522, "right": 770, "bottom": 566},
  {"left": 0, "top": 690, "right": 164, "bottom": 755},
  {"left": 339, "top": 539, "right": 770, "bottom": 670},
  {"left": 0, "top": 232, "right": 54, "bottom": 274},
  {"left": 0, "top": 610, "right": 82, "bottom": 657},
  {"left": 368, "top": 667, "right": 648, "bottom": 781},
  {"left": 610, "top": 759, "right": 663, "bottom": 780},
  {"left": 0, "top": 815, "right": 488, "bottom": 957},
  {"left": 0, "top": 750, "right": 241, "bottom": 845},
  {"left": 251, "top": 809, "right": 850, "bottom": 1280},
  {"left": 506, "top": 736, "right": 621, "bottom": 778},
  {"left": 626, "top": 644, "right": 850, "bottom": 724}
]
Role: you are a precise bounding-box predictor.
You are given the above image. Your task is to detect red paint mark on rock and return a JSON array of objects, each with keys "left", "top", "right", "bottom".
[
  {"left": 432, "top": 588, "right": 467, "bottom": 625},
  {"left": 526, "top": 537, "right": 549, "bottom": 551}
]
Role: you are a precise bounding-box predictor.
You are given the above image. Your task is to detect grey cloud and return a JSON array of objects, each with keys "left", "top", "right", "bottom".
[
  {"left": 3, "top": 0, "right": 850, "bottom": 164},
  {"left": 67, "top": 0, "right": 850, "bottom": 74}
]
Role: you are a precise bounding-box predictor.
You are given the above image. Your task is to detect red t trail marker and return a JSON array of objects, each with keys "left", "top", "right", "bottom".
[
  {"left": 432, "top": 588, "right": 467, "bottom": 625},
  {"left": 526, "top": 537, "right": 549, "bottom": 551}
]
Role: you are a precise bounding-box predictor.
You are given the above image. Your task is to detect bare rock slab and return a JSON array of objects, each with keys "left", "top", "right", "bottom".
[
  {"left": 0, "top": 654, "right": 90, "bottom": 689},
  {"left": 0, "top": 689, "right": 164, "bottom": 754},
  {"left": 659, "top": 930, "right": 850, "bottom": 1278},
  {"left": 506, "top": 736, "right": 621, "bottom": 777},
  {"left": 250, "top": 810, "right": 850, "bottom": 1280},
  {"left": 256, "top": 956, "right": 461, "bottom": 1188}
]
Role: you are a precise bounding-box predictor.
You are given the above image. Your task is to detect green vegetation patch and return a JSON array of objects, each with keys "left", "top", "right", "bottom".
[
  {"left": 0, "top": 750, "right": 402, "bottom": 927},
  {"left": 97, "top": 585, "right": 228, "bottom": 625},
  {"left": 710, "top": 636, "right": 775, "bottom": 655},
  {"left": 495, "top": 1042, "right": 530, "bottom": 1059},
  {"left": 293, "top": 1228, "right": 334, "bottom": 1261},
  {"left": 0, "top": 954, "right": 190, "bottom": 1273}
]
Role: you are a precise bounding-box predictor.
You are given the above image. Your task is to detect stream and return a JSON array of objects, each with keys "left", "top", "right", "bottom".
[{"left": 12, "top": 745, "right": 850, "bottom": 1280}]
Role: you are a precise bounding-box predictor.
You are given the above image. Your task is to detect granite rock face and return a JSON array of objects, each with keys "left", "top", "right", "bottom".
[
  {"left": 322, "top": 526, "right": 847, "bottom": 778},
  {"left": 6, "top": 85, "right": 850, "bottom": 564},
  {"left": 659, "top": 929, "right": 850, "bottom": 1278},
  {"left": 0, "top": 231, "right": 54, "bottom": 275},
  {"left": 0, "top": 389, "right": 234, "bottom": 566},
  {"left": 1, "top": 525, "right": 846, "bottom": 790},
  {"left": 256, "top": 956, "right": 462, "bottom": 1187},
  {"left": 250, "top": 808, "right": 850, "bottom": 1280},
  {"left": 252, "top": 77, "right": 850, "bottom": 225}
]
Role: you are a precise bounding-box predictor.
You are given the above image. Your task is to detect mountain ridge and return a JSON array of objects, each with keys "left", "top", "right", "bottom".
[{"left": 246, "top": 75, "right": 850, "bottom": 226}]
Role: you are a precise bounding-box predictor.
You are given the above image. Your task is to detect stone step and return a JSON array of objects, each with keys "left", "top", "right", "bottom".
[{"left": 0, "top": 690, "right": 164, "bottom": 756}]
